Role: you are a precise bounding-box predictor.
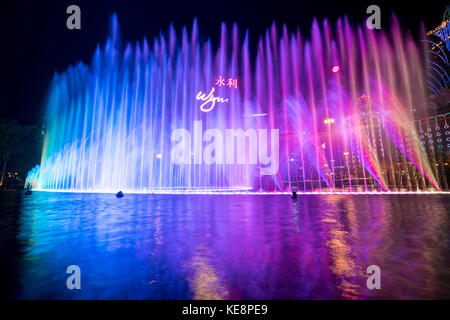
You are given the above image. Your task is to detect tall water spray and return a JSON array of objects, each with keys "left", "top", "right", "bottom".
[{"left": 26, "top": 14, "right": 441, "bottom": 192}]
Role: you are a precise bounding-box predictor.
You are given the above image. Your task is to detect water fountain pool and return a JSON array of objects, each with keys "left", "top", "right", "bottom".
[{"left": 1, "top": 191, "right": 449, "bottom": 299}]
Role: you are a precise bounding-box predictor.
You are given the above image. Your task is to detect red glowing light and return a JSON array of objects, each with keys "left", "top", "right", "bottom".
[
  {"left": 332, "top": 65, "right": 340, "bottom": 73},
  {"left": 215, "top": 75, "right": 238, "bottom": 89}
]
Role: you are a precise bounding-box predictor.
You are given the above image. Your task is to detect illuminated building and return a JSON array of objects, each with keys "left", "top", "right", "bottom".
[{"left": 424, "top": 6, "right": 450, "bottom": 116}]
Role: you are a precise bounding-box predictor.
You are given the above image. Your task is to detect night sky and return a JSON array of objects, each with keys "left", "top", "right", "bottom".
[{"left": 0, "top": 0, "right": 448, "bottom": 125}]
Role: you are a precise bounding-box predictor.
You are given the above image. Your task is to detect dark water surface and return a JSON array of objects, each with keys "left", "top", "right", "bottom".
[{"left": 0, "top": 191, "right": 449, "bottom": 299}]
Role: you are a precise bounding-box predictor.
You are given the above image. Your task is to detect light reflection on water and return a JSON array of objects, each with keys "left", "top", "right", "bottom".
[{"left": 0, "top": 191, "right": 448, "bottom": 299}]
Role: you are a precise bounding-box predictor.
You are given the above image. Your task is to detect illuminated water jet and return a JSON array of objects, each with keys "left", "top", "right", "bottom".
[{"left": 26, "top": 14, "right": 443, "bottom": 192}]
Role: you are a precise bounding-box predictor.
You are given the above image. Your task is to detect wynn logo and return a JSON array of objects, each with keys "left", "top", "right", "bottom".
[
  {"left": 196, "top": 87, "right": 229, "bottom": 112},
  {"left": 196, "top": 76, "right": 238, "bottom": 112},
  {"left": 171, "top": 121, "right": 279, "bottom": 175}
]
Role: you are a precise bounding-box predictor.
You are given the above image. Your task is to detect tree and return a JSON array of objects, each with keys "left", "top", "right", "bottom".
[{"left": 0, "top": 119, "right": 37, "bottom": 186}]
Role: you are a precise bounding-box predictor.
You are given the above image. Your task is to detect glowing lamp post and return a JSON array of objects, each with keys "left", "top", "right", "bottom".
[
  {"left": 332, "top": 65, "right": 340, "bottom": 73},
  {"left": 323, "top": 118, "right": 335, "bottom": 125}
]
